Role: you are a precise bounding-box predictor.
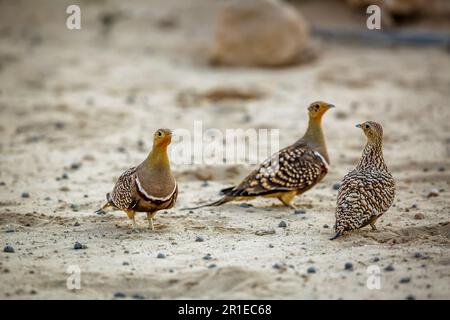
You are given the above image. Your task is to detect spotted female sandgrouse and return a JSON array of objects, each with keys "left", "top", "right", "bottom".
[
  {"left": 331, "top": 121, "right": 395, "bottom": 240},
  {"left": 185, "top": 101, "right": 334, "bottom": 210},
  {"left": 96, "top": 129, "right": 178, "bottom": 231}
]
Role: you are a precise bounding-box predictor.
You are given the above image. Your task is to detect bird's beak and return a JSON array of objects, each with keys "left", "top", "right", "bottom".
[
  {"left": 356, "top": 123, "right": 362, "bottom": 128},
  {"left": 327, "top": 104, "right": 335, "bottom": 109}
]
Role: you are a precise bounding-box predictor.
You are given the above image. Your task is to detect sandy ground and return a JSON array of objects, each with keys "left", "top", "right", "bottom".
[{"left": 0, "top": 0, "right": 449, "bottom": 299}]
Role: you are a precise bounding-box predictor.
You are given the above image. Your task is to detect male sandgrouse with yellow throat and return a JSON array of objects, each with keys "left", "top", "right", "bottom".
[
  {"left": 96, "top": 129, "right": 177, "bottom": 231},
  {"left": 186, "top": 101, "right": 334, "bottom": 210}
]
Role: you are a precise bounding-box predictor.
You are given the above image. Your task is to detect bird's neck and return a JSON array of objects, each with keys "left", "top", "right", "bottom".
[
  {"left": 145, "top": 145, "right": 171, "bottom": 172},
  {"left": 300, "top": 116, "right": 329, "bottom": 164},
  {"left": 357, "top": 140, "right": 387, "bottom": 171}
]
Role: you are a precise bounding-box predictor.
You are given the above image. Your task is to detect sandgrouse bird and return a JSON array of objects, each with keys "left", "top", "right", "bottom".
[
  {"left": 186, "top": 101, "right": 334, "bottom": 210},
  {"left": 96, "top": 129, "right": 178, "bottom": 231},
  {"left": 331, "top": 121, "right": 395, "bottom": 240}
]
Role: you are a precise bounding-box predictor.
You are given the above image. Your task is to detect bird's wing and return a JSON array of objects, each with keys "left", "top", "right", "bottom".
[
  {"left": 110, "top": 167, "right": 138, "bottom": 210},
  {"left": 228, "top": 144, "right": 329, "bottom": 197},
  {"left": 336, "top": 170, "right": 395, "bottom": 229}
]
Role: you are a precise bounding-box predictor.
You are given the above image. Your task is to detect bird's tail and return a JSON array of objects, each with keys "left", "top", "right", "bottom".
[
  {"left": 329, "top": 230, "right": 342, "bottom": 240},
  {"left": 94, "top": 193, "right": 113, "bottom": 214},
  {"left": 220, "top": 186, "right": 235, "bottom": 195},
  {"left": 182, "top": 197, "right": 232, "bottom": 211}
]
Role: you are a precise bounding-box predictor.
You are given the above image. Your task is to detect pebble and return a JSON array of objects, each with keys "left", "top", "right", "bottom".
[
  {"left": 201, "top": 181, "right": 209, "bottom": 187},
  {"left": 426, "top": 188, "right": 439, "bottom": 198},
  {"left": 21, "top": 192, "right": 30, "bottom": 198},
  {"left": 278, "top": 221, "right": 287, "bottom": 228},
  {"left": 195, "top": 236, "right": 204, "bottom": 242},
  {"left": 344, "top": 262, "right": 353, "bottom": 271},
  {"left": 122, "top": 262, "right": 129, "bottom": 266},
  {"left": 70, "top": 162, "right": 82, "bottom": 170},
  {"left": 208, "top": 264, "right": 217, "bottom": 269},
  {"left": 73, "top": 222, "right": 80, "bottom": 227},
  {"left": 332, "top": 182, "right": 342, "bottom": 190},
  {"left": 0, "top": 182, "right": 5, "bottom": 186},
  {"left": 294, "top": 209, "right": 306, "bottom": 215},
  {"left": 373, "top": 257, "right": 380, "bottom": 262},
  {"left": 114, "top": 292, "right": 126, "bottom": 298},
  {"left": 414, "top": 252, "right": 423, "bottom": 259},
  {"left": 132, "top": 294, "right": 145, "bottom": 300},
  {"left": 307, "top": 266, "right": 316, "bottom": 274},
  {"left": 399, "top": 277, "right": 411, "bottom": 284},
  {"left": 438, "top": 167, "right": 445, "bottom": 172},
  {"left": 203, "top": 254, "right": 212, "bottom": 260},
  {"left": 406, "top": 294, "right": 416, "bottom": 300},
  {"left": 239, "top": 203, "right": 253, "bottom": 208},
  {"left": 268, "top": 244, "right": 274, "bottom": 248},
  {"left": 3, "top": 245, "right": 14, "bottom": 253},
  {"left": 384, "top": 264, "right": 395, "bottom": 272},
  {"left": 272, "top": 263, "right": 286, "bottom": 270},
  {"left": 411, "top": 204, "right": 418, "bottom": 209},
  {"left": 61, "top": 173, "right": 69, "bottom": 179},
  {"left": 5, "top": 229, "right": 15, "bottom": 233},
  {"left": 414, "top": 213, "right": 425, "bottom": 220},
  {"left": 323, "top": 224, "right": 329, "bottom": 229},
  {"left": 74, "top": 242, "right": 87, "bottom": 250},
  {"left": 157, "top": 252, "right": 166, "bottom": 259}
]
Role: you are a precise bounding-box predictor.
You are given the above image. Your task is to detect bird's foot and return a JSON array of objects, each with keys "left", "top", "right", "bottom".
[
  {"left": 131, "top": 219, "right": 140, "bottom": 233},
  {"left": 148, "top": 218, "right": 155, "bottom": 231},
  {"left": 370, "top": 223, "right": 377, "bottom": 231}
]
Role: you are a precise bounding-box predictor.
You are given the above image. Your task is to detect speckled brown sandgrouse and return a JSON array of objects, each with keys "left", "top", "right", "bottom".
[
  {"left": 96, "top": 129, "right": 177, "bottom": 231},
  {"left": 331, "top": 121, "right": 395, "bottom": 240},
  {"left": 185, "top": 101, "right": 334, "bottom": 210}
]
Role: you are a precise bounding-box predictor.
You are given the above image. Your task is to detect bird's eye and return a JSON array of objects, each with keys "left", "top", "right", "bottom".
[
  {"left": 365, "top": 124, "right": 370, "bottom": 129},
  {"left": 314, "top": 104, "right": 319, "bottom": 110},
  {"left": 158, "top": 132, "right": 162, "bottom": 136}
]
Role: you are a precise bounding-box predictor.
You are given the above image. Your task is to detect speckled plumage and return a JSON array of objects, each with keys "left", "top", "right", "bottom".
[
  {"left": 185, "top": 101, "right": 334, "bottom": 209},
  {"left": 97, "top": 129, "right": 177, "bottom": 230},
  {"left": 331, "top": 122, "right": 395, "bottom": 239}
]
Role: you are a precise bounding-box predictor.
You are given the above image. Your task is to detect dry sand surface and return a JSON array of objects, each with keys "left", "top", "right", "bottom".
[{"left": 0, "top": 0, "right": 449, "bottom": 299}]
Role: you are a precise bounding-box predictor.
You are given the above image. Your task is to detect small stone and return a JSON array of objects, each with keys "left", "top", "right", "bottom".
[
  {"left": 55, "top": 122, "right": 65, "bottom": 130},
  {"left": 332, "top": 182, "right": 342, "bottom": 190},
  {"left": 61, "top": 173, "right": 69, "bottom": 179},
  {"left": 373, "top": 257, "right": 380, "bottom": 262},
  {"left": 5, "top": 229, "right": 15, "bottom": 233},
  {"left": 414, "top": 213, "right": 425, "bottom": 220},
  {"left": 272, "top": 263, "right": 286, "bottom": 270},
  {"left": 21, "top": 192, "right": 30, "bottom": 198},
  {"left": 400, "top": 277, "right": 411, "bottom": 284},
  {"left": 438, "top": 167, "right": 445, "bottom": 172},
  {"left": 122, "top": 262, "right": 129, "bottom": 266},
  {"left": 344, "top": 262, "right": 353, "bottom": 270},
  {"left": 208, "top": 264, "right": 217, "bottom": 269},
  {"left": 278, "top": 221, "right": 287, "bottom": 228},
  {"left": 44, "top": 197, "right": 51, "bottom": 201},
  {"left": 268, "top": 244, "right": 274, "bottom": 248},
  {"left": 307, "top": 266, "right": 316, "bottom": 274},
  {"left": 294, "top": 209, "right": 306, "bottom": 215},
  {"left": 114, "top": 292, "right": 126, "bottom": 298},
  {"left": 411, "top": 204, "right": 418, "bottom": 209},
  {"left": 201, "top": 181, "right": 209, "bottom": 187},
  {"left": 414, "top": 252, "right": 423, "bottom": 259},
  {"left": 70, "top": 162, "right": 81, "bottom": 170},
  {"left": 157, "top": 252, "right": 166, "bottom": 259},
  {"left": 0, "top": 182, "right": 5, "bottom": 186},
  {"left": 426, "top": 189, "right": 439, "bottom": 198},
  {"left": 203, "top": 254, "right": 212, "bottom": 260},
  {"left": 73, "top": 222, "right": 80, "bottom": 227},
  {"left": 74, "top": 242, "right": 87, "bottom": 250},
  {"left": 323, "top": 224, "right": 329, "bottom": 229},
  {"left": 3, "top": 245, "right": 14, "bottom": 253},
  {"left": 239, "top": 203, "right": 253, "bottom": 208},
  {"left": 132, "top": 293, "right": 145, "bottom": 300},
  {"left": 195, "top": 236, "right": 204, "bottom": 242},
  {"left": 406, "top": 294, "right": 415, "bottom": 300},
  {"left": 384, "top": 264, "right": 395, "bottom": 272}
]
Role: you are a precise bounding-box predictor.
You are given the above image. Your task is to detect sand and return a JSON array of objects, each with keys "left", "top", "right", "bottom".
[{"left": 0, "top": 0, "right": 449, "bottom": 299}]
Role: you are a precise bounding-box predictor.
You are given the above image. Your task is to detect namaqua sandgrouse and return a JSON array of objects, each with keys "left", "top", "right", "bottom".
[
  {"left": 96, "top": 129, "right": 178, "bottom": 231},
  {"left": 331, "top": 121, "right": 395, "bottom": 240},
  {"left": 186, "top": 101, "right": 334, "bottom": 210}
]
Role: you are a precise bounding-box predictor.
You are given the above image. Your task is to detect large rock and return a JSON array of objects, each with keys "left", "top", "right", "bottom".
[{"left": 209, "top": 0, "right": 310, "bottom": 67}]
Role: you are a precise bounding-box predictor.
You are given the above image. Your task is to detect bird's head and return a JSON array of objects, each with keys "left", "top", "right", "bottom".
[
  {"left": 356, "top": 121, "right": 383, "bottom": 143},
  {"left": 308, "top": 101, "right": 335, "bottom": 121},
  {"left": 153, "top": 128, "right": 173, "bottom": 148}
]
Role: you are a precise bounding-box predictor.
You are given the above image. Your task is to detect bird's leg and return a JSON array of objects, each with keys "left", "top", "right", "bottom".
[
  {"left": 147, "top": 212, "right": 156, "bottom": 231},
  {"left": 370, "top": 216, "right": 379, "bottom": 231},
  {"left": 278, "top": 192, "right": 297, "bottom": 210},
  {"left": 125, "top": 210, "right": 139, "bottom": 232}
]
